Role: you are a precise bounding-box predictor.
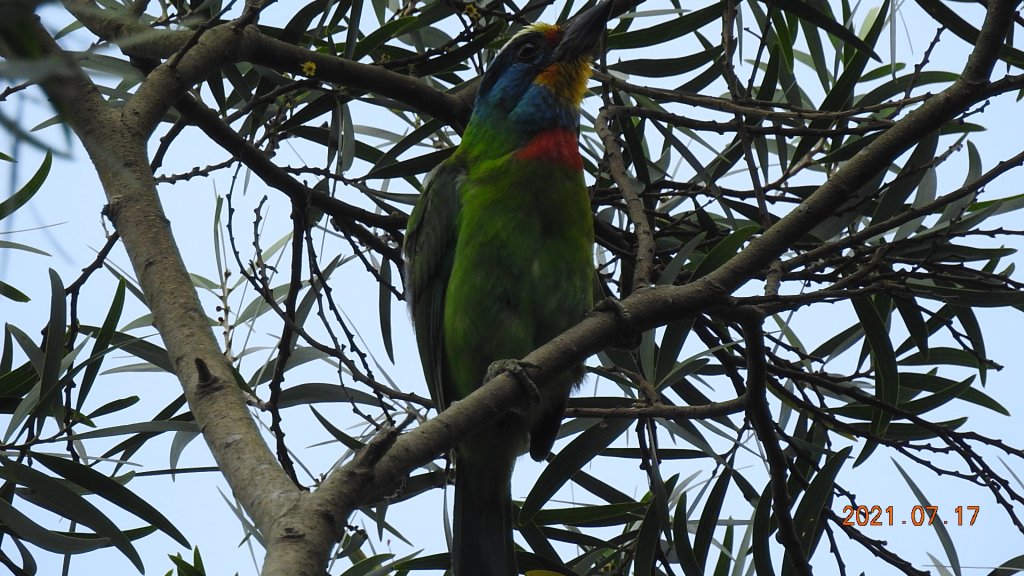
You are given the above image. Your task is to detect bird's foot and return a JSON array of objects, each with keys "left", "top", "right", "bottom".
[
  {"left": 595, "top": 296, "right": 645, "bottom": 350},
  {"left": 485, "top": 359, "right": 542, "bottom": 415},
  {"left": 594, "top": 296, "right": 631, "bottom": 321}
]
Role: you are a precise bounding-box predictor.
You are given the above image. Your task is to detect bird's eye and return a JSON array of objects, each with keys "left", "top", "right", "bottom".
[{"left": 516, "top": 41, "right": 540, "bottom": 61}]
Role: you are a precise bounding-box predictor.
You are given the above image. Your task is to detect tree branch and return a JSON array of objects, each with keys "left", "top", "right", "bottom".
[
  {"left": 0, "top": 0, "right": 310, "bottom": 564},
  {"left": 62, "top": 0, "right": 471, "bottom": 130}
]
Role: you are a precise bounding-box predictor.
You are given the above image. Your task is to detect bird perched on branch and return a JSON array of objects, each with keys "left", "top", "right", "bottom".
[{"left": 403, "top": 2, "right": 611, "bottom": 575}]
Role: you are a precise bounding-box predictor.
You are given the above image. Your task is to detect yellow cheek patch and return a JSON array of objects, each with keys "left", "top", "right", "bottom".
[{"left": 534, "top": 59, "right": 593, "bottom": 106}]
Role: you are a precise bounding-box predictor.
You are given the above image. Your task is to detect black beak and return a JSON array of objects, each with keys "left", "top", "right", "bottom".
[{"left": 553, "top": 0, "right": 613, "bottom": 62}]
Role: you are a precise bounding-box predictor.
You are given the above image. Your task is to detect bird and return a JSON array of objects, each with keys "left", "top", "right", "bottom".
[{"left": 403, "top": 2, "right": 610, "bottom": 575}]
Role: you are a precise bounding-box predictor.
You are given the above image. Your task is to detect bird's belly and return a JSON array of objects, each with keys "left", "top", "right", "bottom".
[{"left": 443, "top": 211, "right": 591, "bottom": 404}]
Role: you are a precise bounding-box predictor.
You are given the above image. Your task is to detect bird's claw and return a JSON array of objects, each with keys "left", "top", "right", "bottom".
[
  {"left": 596, "top": 296, "right": 646, "bottom": 350},
  {"left": 485, "top": 359, "right": 542, "bottom": 414},
  {"left": 594, "top": 296, "right": 630, "bottom": 321}
]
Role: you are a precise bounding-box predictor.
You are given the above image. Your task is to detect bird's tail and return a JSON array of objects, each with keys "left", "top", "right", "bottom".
[{"left": 453, "top": 449, "right": 517, "bottom": 576}]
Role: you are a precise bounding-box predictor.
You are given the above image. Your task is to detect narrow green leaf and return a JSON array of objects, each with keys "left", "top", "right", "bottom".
[
  {"left": 847, "top": 417, "right": 966, "bottom": 440},
  {"left": 234, "top": 283, "right": 291, "bottom": 325},
  {"left": 712, "top": 524, "right": 733, "bottom": 576},
  {"left": 657, "top": 232, "right": 707, "bottom": 286},
  {"left": 87, "top": 396, "right": 139, "bottom": 419},
  {"left": 277, "top": 382, "right": 379, "bottom": 407},
  {"left": 691, "top": 225, "right": 760, "bottom": 280},
  {"left": 78, "top": 280, "right": 125, "bottom": 413},
  {"left": 899, "top": 346, "right": 986, "bottom": 369},
  {"left": 789, "top": 0, "right": 890, "bottom": 169},
  {"left": 607, "top": 3, "right": 722, "bottom": 49},
  {"left": 633, "top": 499, "right": 660, "bottom": 576},
  {"left": 752, "top": 485, "right": 775, "bottom": 576},
  {"left": 368, "top": 119, "right": 443, "bottom": 176},
  {"left": 893, "top": 296, "right": 928, "bottom": 359},
  {"left": 0, "top": 281, "right": 30, "bottom": 302},
  {"left": 340, "top": 102, "right": 355, "bottom": 172},
  {"left": 809, "top": 168, "right": 887, "bottom": 241},
  {"left": 515, "top": 550, "right": 576, "bottom": 575},
  {"left": 857, "top": 73, "right": 958, "bottom": 108},
  {"left": 609, "top": 46, "right": 723, "bottom": 78},
  {"left": 365, "top": 148, "right": 454, "bottom": 180},
  {"left": 809, "top": 323, "right": 863, "bottom": 361},
  {"left": 168, "top": 550, "right": 205, "bottom": 576},
  {"left": 1, "top": 326, "right": 12, "bottom": 373},
  {"left": 0, "top": 458, "right": 143, "bottom": 571},
  {"left": 799, "top": 15, "right": 831, "bottom": 90},
  {"left": 532, "top": 501, "right": 645, "bottom": 527},
  {"left": 988, "top": 553, "right": 1024, "bottom": 575},
  {"left": 613, "top": 91, "right": 650, "bottom": 185},
  {"left": 280, "top": 0, "right": 332, "bottom": 43},
  {"left": 101, "top": 396, "right": 189, "bottom": 474},
  {"left": 557, "top": 465, "right": 633, "bottom": 505},
  {"left": 673, "top": 493, "right": 702, "bottom": 576},
  {"left": 40, "top": 270, "right": 66, "bottom": 407},
  {"left": 899, "top": 374, "right": 976, "bottom": 415},
  {"left": 901, "top": 372, "right": 1007, "bottom": 415},
  {"left": 791, "top": 447, "right": 850, "bottom": 561},
  {"left": 694, "top": 467, "right": 731, "bottom": 567},
  {"left": 378, "top": 258, "right": 395, "bottom": 362},
  {"left": 351, "top": 16, "right": 418, "bottom": 60},
  {"left": 405, "top": 23, "right": 504, "bottom": 77},
  {"left": 74, "top": 420, "right": 199, "bottom": 440},
  {"left": 516, "top": 519, "right": 561, "bottom": 568},
  {"left": 851, "top": 297, "right": 899, "bottom": 437},
  {"left": 33, "top": 453, "right": 189, "bottom": 547},
  {"left": 3, "top": 377, "right": 39, "bottom": 443},
  {"left": 952, "top": 306, "right": 986, "bottom": 384},
  {"left": 766, "top": 0, "right": 878, "bottom": 59},
  {"left": 169, "top": 430, "right": 200, "bottom": 475},
  {"left": 872, "top": 130, "right": 939, "bottom": 223},
  {"left": 893, "top": 460, "right": 961, "bottom": 576},
  {"left": 0, "top": 498, "right": 126, "bottom": 555},
  {"left": 310, "top": 406, "right": 366, "bottom": 451},
  {"left": 338, "top": 553, "right": 393, "bottom": 576},
  {"left": 520, "top": 419, "right": 632, "bottom": 522},
  {"left": 77, "top": 328, "right": 173, "bottom": 373},
  {"left": 0, "top": 152, "right": 50, "bottom": 221}
]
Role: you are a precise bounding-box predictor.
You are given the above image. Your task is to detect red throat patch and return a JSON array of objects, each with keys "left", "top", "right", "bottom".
[{"left": 515, "top": 129, "right": 583, "bottom": 170}]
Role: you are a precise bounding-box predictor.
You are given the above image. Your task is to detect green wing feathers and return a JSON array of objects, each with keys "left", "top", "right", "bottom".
[{"left": 405, "top": 161, "right": 465, "bottom": 410}]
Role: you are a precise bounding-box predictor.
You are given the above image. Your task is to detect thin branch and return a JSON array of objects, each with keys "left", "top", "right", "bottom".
[
  {"left": 596, "top": 107, "right": 657, "bottom": 290},
  {"left": 734, "top": 308, "right": 810, "bottom": 576},
  {"left": 564, "top": 397, "right": 746, "bottom": 419}
]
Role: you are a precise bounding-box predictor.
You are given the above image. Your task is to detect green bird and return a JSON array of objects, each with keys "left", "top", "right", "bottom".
[{"left": 403, "top": 2, "right": 610, "bottom": 575}]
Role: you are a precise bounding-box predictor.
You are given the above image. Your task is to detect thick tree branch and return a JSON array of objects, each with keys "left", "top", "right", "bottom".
[
  {"left": 62, "top": 0, "right": 471, "bottom": 130},
  {"left": 0, "top": 0, "right": 307, "bottom": 561}
]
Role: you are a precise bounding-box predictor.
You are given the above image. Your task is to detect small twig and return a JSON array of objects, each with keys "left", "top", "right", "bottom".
[
  {"left": 734, "top": 307, "right": 811, "bottom": 576},
  {"left": 564, "top": 397, "right": 746, "bottom": 419},
  {"left": 596, "top": 107, "right": 656, "bottom": 290},
  {"left": 264, "top": 197, "right": 307, "bottom": 487}
]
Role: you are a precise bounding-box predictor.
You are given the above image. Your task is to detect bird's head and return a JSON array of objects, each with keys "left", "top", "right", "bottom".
[{"left": 466, "top": 1, "right": 612, "bottom": 143}]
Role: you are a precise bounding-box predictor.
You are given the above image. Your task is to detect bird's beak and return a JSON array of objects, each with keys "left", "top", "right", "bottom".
[{"left": 553, "top": 0, "right": 613, "bottom": 62}]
